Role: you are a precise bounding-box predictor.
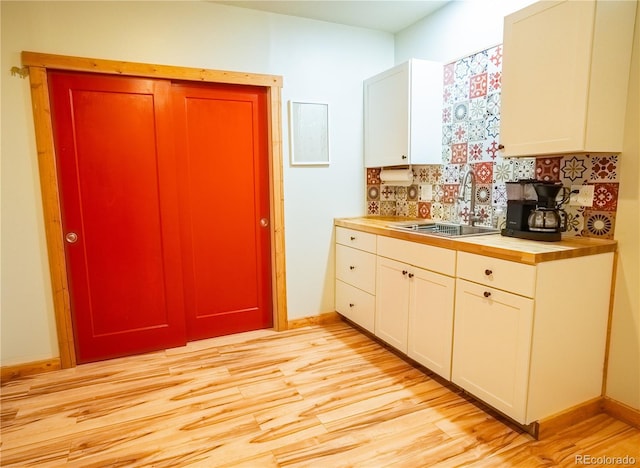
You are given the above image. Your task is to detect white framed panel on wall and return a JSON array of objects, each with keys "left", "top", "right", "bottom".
[{"left": 288, "top": 101, "right": 330, "bottom": 166}]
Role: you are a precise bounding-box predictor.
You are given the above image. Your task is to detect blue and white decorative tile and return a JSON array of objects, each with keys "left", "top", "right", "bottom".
[
  {"left": 442, "top": 124, "right": 453, "bottom": 146},
  {"left": 470, "top": 50, "right": 489, "bottom": 75},
  {"left": 486, "top": 93, "right": 500, "bottom": 117},
  {"left": 468, "top": 120, "right": 486, "bottom": 142},
  {"left": 453, "top": 101, "right": 469, "bottom": 122},
  {"left": 485, "top": 115, "right": 500, "bottom": 139},
  {"left": 453, "top": 81, "right": 469, "bottom": 103},
  {"left": 513, "top": 158, "right": 536, "bottom": 180},
  {"left": 492, "top": 184, "right": 508, "bottom": 206},
  {"left": 469, "top": 97, "right": 487, "bottom": 120},
  {"left": 494, "top": 160, "right": 514, "bottom": 183},
  {"left": 443, "top": 164, "right": 462, "bottom": 184},
  {"left": 589, "top": 155, "right": 619, "bottom": 182},
  {"left": 561, "top": 155, "right": 588, "bottom": 183},
  {"left": 455, "top": 58, "right": 472, "bottom": 82}
]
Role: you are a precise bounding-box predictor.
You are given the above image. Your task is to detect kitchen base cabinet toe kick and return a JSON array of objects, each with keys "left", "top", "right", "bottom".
[{"left": 334, "top": 220, "right": 616, "bottom": 438}]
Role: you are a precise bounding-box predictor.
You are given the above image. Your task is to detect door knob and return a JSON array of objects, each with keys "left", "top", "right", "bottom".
[
  {"left": 260, "top": 218, "right": 269, "bottom": 227},
  {"left": 65, "top": 232, "right": 78, "bottom": 244}
]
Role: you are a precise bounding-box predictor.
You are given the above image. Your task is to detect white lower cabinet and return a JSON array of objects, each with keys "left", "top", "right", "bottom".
[
  {"left": 375, "top": 237, "right": 456, "bottom": 379},
  {"left": 375, "top": 256, "right": 411, "bottom": 353},
  {"left": 452, "top": 278, "right": 534, "bottom": 422},
  {"left": 407, "top": 268, "right": 455, "bottom": 380},
  {"left": 336, "top": 225, "right": 615, "bottom": 428},
  {"left": 452, "top": 251, "right": 614, "bottom": 425},
  {"left": 334, "top": 227, "right": 377, "bottom": 333}
]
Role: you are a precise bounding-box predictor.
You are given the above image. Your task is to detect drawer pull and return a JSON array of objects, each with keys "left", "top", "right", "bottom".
[
  {"left": 402, "top": 270, "right": 408, "bottom": 276},
  {"left": 408, "top": 273, "right": 414, "bottom": 278},
  {"left": 484, "top": 269, "right": 493, "bottom": 276},
  {"left": 350, "top": 236, "right": 356, "bottom": 241},
  {"left": 483, "top": 291, "right": 492, "bottom": 298},
  {"left": 349, "top": 303, "right": 355, "bottom": 308},
  {"left": 349, "top": 265, "right": 356, "bottom": 270}
]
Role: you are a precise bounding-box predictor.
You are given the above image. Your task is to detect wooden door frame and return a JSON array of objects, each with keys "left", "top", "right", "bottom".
[{"left": 22, "top": 51, "right": 288, "bottom": 368}]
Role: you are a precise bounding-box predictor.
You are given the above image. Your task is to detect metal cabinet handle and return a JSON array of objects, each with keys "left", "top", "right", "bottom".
[
  {"left": 349, "top": 303, "right": 355, "bottom": 308},
  {"left": 350, "top": 236, "right": 356, "bottom": 241},
  {"left": 401, "top": 155, "right": 408, "bottom": 160},
  {"left": 402, "top": 270, "right": 408, "bottom": 276},
  {"left": 349, "top": 265, "right": 355, "bottom": 270},
  {"left": 484, "top": 269, "right": 493, "bottom": 276},
  {"left": 65, "top": 232, "right": 78, "bottom": 244},
  {"left": 483, "top": 291, "right": 492, "bottom": 298},
  {"left": 408, "top": 273, "right": 414, "bottom": 278}
]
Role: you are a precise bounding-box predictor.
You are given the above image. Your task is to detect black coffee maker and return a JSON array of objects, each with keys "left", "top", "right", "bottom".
[{"left": 501, "top": 180, "right": 568, "bottom": 241}]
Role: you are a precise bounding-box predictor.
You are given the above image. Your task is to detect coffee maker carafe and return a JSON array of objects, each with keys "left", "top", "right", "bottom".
[{"left": 527, "top": 182, "right": 569, "bottom": 240}]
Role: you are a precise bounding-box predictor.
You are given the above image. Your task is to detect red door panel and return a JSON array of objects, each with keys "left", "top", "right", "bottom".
[
  {"left": 49, "top": 71, "right": 186, "bottom": 363},
  {"left": 172, "top": 83, "right": 273, "bottom": 340}
]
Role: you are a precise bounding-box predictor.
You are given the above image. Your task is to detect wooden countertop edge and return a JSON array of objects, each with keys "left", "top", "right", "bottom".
[{"left": 334, "top": 217, "right": 617, "bottom": 265}]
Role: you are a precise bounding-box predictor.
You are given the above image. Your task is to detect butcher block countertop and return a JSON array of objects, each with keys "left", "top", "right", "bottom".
[{"left": 335, "top": 217, "right": 617, "bottom": 265}]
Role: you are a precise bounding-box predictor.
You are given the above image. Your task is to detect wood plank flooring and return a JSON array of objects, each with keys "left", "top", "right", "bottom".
[{"left": 2, "top": 321, "right": 639, "bottom": 467}]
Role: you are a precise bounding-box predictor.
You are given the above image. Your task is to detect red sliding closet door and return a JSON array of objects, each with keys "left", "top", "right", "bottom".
[
  {"left": 49, "top": 71, "right": 186, "bottom": 363},
  {"left": 171, "top": 83, "right": 273, "bottom": 340}
]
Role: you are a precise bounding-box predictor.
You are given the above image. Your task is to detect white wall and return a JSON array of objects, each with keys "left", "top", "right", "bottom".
[
  {"left": 0, "top": 1, "right": 394, "bottom": 365},
  {"left": 396, "top": 0, "right": 639, "bottom": 411},
  {"left": 607, "top": 3, "right": 640, "bottom": 410},
  {"left": 395, "top": 0, "right": 535, "bottom": 64}
]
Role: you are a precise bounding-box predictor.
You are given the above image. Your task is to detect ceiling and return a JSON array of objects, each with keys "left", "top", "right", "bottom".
[{"left": 212, "top": 1, "right": 451, "bottom": 33}]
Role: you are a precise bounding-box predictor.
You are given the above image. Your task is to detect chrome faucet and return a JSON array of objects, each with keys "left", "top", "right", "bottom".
[{"left": 459, "top": 165, "right": 480, "bottom": 226}]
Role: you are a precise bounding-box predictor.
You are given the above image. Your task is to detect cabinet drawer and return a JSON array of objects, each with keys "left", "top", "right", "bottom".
[
  {"left": 457, "top": 252, "right": 536, "bottom": 298},
  {"left": 336, "top": 244, "right": 376, "bottom": 294},
  {"left": 377, "top": 235, "right": 455, "bottom": 276},
  {"left": 335, "top": 280, "right": 375, "bottom": 333},
  {"left": 336, "top": 227, "right": 376, "bottom": 253}
]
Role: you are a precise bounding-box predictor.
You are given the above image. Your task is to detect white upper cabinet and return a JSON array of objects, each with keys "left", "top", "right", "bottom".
[
  {"left": 364, "top": 59, "right": 443, "bottom": 167},
  {"left": 500, "top": 0, "right": 637, "bottom": 157}
]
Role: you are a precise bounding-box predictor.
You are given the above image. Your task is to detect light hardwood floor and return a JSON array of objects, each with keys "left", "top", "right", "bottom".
[{"left": 1, "top": 321, "right": 638, "bottom": 467}]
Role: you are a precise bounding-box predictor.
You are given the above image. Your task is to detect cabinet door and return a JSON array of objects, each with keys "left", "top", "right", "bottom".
[
  {"left": 407, "top": 268, "right": 455, "bottom": 380},
  {"left": 375, "top": 256, "right": 410, "bottom": 353},
  {"left": 501, "top": 0, "right": 636, "bottom": 157},
  {"left": 452, "top": 279, "right": 534, "bottom": 423},
  {"left": 364, "top": 63, "right": 409, "bottom": 167}
]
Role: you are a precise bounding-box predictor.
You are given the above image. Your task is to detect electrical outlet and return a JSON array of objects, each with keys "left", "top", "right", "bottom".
[
  {"left": 419, "top": 184, "right": 433, "bottom": 201},
  {"left": 570, "top": 185, "right": 594, "bottom": 207}
]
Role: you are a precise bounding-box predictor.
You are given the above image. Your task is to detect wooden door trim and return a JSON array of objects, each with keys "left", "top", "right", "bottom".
[{"left": 22, "top": 51, "right": 288, "bottom": 369}]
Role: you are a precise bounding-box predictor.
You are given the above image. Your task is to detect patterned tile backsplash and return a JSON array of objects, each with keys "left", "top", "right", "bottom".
[{"left": 366, "top": 45, "right": 620, "bottom": 239}]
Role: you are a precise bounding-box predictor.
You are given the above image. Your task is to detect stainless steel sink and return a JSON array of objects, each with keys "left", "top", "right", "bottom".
[{"left": 387, "top": 221, "right": 500, "bottom": 238}]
